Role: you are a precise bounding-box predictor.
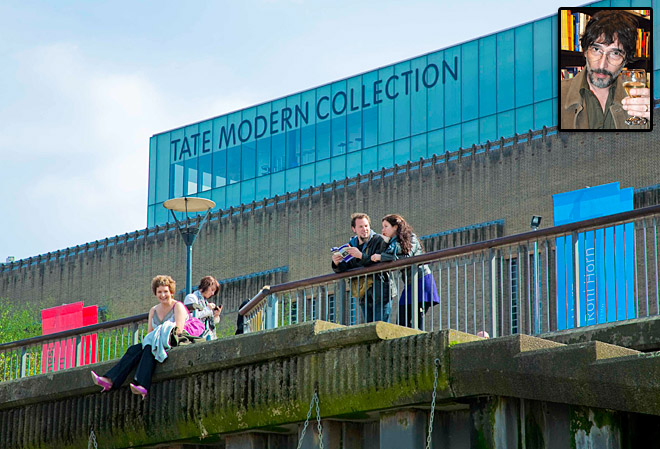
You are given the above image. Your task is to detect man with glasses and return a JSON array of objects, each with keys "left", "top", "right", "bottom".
[{"left": 561, "top": 10, "right": 651, "bottom": 129}]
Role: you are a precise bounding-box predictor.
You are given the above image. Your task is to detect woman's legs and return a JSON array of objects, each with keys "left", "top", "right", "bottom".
[
  {"left": 103, "top": 343, "right": 143, "bottom": 389},
  {"left": 103, "top": 344, "right": 157, "bottom": 391},
  {"left": 133, "top": 345, "right": 157, "bottom": 391}
]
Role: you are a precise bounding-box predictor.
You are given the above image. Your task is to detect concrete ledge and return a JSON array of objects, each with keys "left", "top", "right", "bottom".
[
  {"left": 540, "top": 315, "right": 660, "bottom": 352},
  {"left": 0, "top": 321, "right": 420, "bottom": 410}
]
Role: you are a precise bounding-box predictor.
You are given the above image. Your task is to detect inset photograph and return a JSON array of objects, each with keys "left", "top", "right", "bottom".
[{"left": 559, "top": 7, "right": 652, "bottom": 131}]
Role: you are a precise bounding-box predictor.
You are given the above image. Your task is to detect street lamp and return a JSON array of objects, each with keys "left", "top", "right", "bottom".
[{"left": 163, "top": 197, "right": 215, "bottom": 295}]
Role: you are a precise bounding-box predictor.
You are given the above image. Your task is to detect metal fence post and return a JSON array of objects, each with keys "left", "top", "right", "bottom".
[
  {"left": 337, "top": 279, "right": 346, "bottom": 325},
  {"left": 490, "top": 249, "right": 498, "bottom": 338},
  {"left": 266, "top": 294, "right": 279, "bottom": 329},
  {"left": 19, "top": 346, "right": 28, "bottom": 378},
  {"left": 411, "top": 264, "right": 419, "bottom": 330},
  {"left": 572, "top": 231, "right": 581, "bottom": 328},
  {"left": 131, "top": 323, "right": 140, "bottom": 345},
  {"left": 75, "top": 336, "right": 83, "bottom": 367}
]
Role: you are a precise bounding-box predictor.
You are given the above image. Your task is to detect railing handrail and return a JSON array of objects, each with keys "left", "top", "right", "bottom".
[
  {"left": 239, "top": 203, "right": 660, "bottom": 316},
  {"left": 0, "top": 303, "right": 197, "bottom": 351}
]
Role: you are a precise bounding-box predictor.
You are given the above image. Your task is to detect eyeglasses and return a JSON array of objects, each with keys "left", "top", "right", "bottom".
[{"left": 586, "top": 44, "right": 625, "bottom": 64}]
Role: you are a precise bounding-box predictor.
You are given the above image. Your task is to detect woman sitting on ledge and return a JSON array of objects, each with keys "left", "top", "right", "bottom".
[{"left": 91, "top": 275, "right": 188, "bottom": 399}]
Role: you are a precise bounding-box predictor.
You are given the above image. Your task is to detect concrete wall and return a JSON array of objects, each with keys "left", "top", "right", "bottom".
[{"left": 1, "top": 121, "right": 659, "bottom": 320}]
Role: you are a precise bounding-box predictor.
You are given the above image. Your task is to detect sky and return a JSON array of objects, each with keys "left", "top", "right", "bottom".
[{"left": 0, "top": 0, "right": 573, "bottom": 262}]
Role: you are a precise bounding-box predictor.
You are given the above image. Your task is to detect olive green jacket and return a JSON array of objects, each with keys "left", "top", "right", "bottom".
[{"left": 560, "top": 69, "right": 648, "bottom": 130}]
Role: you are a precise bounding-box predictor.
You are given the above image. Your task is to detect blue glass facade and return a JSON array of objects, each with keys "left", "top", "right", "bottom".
[{"left": 147, "top": 0, "right": 658, "bottom": 227}]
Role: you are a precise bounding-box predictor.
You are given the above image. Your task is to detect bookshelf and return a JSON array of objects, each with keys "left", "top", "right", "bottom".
[{"left": 560, "top": 8, "right": 651, "bottom": 80}]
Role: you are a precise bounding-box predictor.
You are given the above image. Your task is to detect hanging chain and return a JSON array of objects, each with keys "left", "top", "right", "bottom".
[
  {"left": 297, "top": 391, "right": 323, "bottom": 449},
  {"left": 425, "top": 358, "right": 441, "bottom": 449},
  {"left": 88, "top": 428, "right": 98, "bottom": 449}
]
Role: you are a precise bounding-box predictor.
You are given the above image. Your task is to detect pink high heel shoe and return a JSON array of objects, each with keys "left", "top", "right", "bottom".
[
  {"left": 130, "top": 383, "right": 148, "bottom": 400},
  {"left": 91, "top": 371, "right": 112, "bottom": 392}
]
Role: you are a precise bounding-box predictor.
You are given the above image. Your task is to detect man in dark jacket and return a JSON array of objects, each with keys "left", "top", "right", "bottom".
[{"left": 331, "top": 213, "right": 390, "bottom": 323}]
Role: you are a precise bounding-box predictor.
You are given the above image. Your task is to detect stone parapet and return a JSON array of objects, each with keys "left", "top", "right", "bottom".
[{"left": 2, "top": 320, "right": 660, "bottom": 448}]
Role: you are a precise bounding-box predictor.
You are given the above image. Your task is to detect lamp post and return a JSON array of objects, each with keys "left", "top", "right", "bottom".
[{"left": 163, "top": 197, "right": 215, "bottom": 295}]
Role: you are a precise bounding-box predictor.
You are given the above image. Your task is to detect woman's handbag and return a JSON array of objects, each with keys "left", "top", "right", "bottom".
[{"left": 178, "top": 302, "right": 206, "bottom": 337}]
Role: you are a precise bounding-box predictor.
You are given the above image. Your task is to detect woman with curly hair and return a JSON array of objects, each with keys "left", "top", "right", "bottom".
[
  {"left": 371, "top": 214, "right": 439, "bottom": 329},
  {"left": 90, "top": 275, "right": 189, "bottom": 399}
]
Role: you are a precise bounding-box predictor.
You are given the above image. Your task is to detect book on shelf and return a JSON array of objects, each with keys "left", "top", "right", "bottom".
[
  {"left": 560, "top": 9, "right": 651, "bottom": 57},
  {"left": 561, "top": 67, "right": 582, "bottom": 80}
]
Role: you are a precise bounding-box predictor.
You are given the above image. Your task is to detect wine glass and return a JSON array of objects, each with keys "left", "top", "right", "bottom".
[{"left": 621, "top": 69, "right": 648, "bottom": 126}]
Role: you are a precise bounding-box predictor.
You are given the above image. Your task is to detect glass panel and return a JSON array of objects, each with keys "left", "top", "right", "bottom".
[
  {"left": 185, "top": 159, "right": 198, "bottom": 195},
  {"left": 443, "top": 46, "right": 461, "bottom": 126},
  {"left": 171, "top": 162, "right": 184, "bottom": 198},
  {"left": 286, "top": 129, "right": 300, "bottom": 169},
  {"left": 515, "top": 24, "right": 534, "bottom": 107},
  {"left": 300, "top": 164, "right": 314, "bottom": 189},
  {"left": 445, "top": 124, "right": 461, "bottom": 152},
  {"left": 533, "top": 18, "right": 553, "bottom": 102},
  {"left": 552, "top": 14, "right": 559, "bottom": 98},
  {"left": 516, "top": 105, "right": 534, "bottom": 134},
  {"left": 347, "top": 75, "right": 362, "bottom": 152},
  {"left": 427, "top": 50, "right": 445, "bottom": 130},
  {"left": 286, "top": 167, "right": 300, "bottom": 192},
  {"left": 479, "top": 115, "right": 497, "bottom": 144},
  {"left": 147, "top": 204, "right": 155, "bottom": 228},
  {"left": 497, "top": 29, "right": 515, "bottom": 112},
  {"left": 479, "top": 35, "right": 497, "bottom": 118},
  {"left": 461, "top": 119, "right": 478, "bottom": 149},
  {"left": 256, "top": 175, "right": 270, "bottom": 200},
  {"left": 394, "top": 61, "right": 412, "bottom": 140},
  {"left": 271, "top": 99, "right": 286, "bottom": 173},
  {"left": 271, "top": 171, "right": 285, "bottom": 197},
  {"left": 362, "top": 147, "right": 378, "bottom": 173},
  {"left": 331, "top": 80, "right": 347, "bottom": 156},
  {"left": 378, "top": 66, "right": 394, "bottom": 144},
  {"left": 347, "top": 151, "right": 361, "bottom": 178},
  {"left": 257, "top": 136, "right": 271, "bottom": 177},
  {"left": 394, "top": 138, "right": 410, "bottom": 165},
  {"left": 226, "top": 183, "right": 240, "bottom": 208},
  {"left": 242, "top": 141, "right": 256, "bottom": 180},
  {"left": 378, "top": 143, "right": 394, "bottom": 170},
  {"left": 330, "top": 154, "right": 346, "bottom": 181},
  {"left": 213, "top": 149, "right": 227, "bottom": 188},
  {"left": 362, "top": 70, "right": 379, "bottom": 148},
  {"left": 316, "top": 159, "right": 330, "bottom": 185},
  {"left": 411, "top": 134, "right": 426, "bottom": 161},
  {"left": 301, "top": 90, "right": 316, "bottom": 164},
  {"left": 155, "top": 134, "right": 171, "bottom": 203},
  {"left": 428, "top": 129, "right": 444, "bottom": 156},
  {"left": 411, "top": 55, "right": 428, "bottom": 136},
  {"left": 227, "top": 146, "right": 241, "bottom": 184},
  {"left": 155, "top": 203, "right": 169, "bottom": 226},
  {"left": 286, "top": 95, "right": 301, "bottom": 168},
  {"left": 462, "top": 40, "right": 479, "bottom": 122},
  {"left": 497, "top": 110, "right": 515, "bottom": 139},
  {"left": 199, "top": 154, "right": 212, "bottom": 192},
  {"left": 212, "top": 187, "right": 226, "bottom": 211},
  {"left": 241, "top": 179, "right": 255, "bottom": 204},
  {"left": 316, "top": 85, "right": 331, "bottom": 160},
  {"left": 148, "top": 137, "right": 157, "bottom": 205},
  {"left": 534, "top": 100, "right": 552, "bottom": 131}
]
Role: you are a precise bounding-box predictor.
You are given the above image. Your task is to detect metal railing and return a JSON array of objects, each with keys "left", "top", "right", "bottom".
[
  {"left": 3, "top": 204, "right": 660, "bottom": 382},
  {"left": 0, "top": 313, "right": 149, "bottom": 383},
  {"left": 240, "top": 205, "right": 660, "bottom": 337}
]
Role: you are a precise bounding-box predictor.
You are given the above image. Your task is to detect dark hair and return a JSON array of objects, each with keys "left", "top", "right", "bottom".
[
  {"left": 382, "top": 214, "right": 415, "bottom": 256},
  {"left": 351, "top": 213, "right": 371, "bottom": 228},
  {"left": 198, "top": 276, "right": 219, "bottom": 297},
  {"left": 151, "top": 275, "right": 176, "bottom": 296},
  {"left": 580, "top": 10, "right": 638, "bottom": 63}
]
